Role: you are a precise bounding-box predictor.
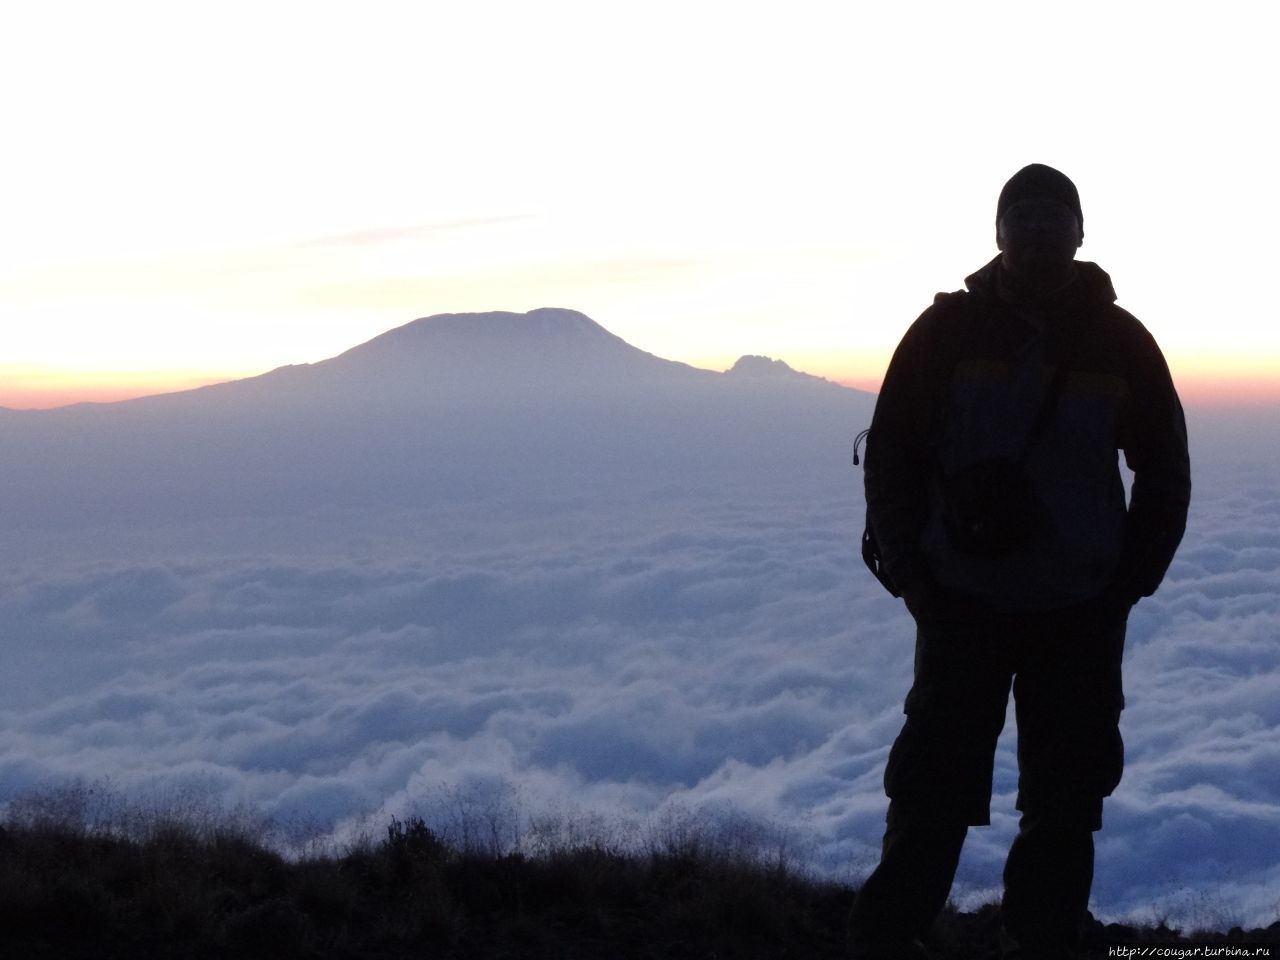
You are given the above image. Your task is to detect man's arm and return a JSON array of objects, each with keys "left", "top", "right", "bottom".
[
  {"left": 1114, "top": 318, "right": 1192, "bottom": 601},
  {"left": 863, "top": 301, "right": 954, "bottom": 607}
]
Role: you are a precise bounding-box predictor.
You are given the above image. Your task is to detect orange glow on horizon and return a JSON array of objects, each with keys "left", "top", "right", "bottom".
[
  {"left": 833, "top": 372, "right": 1280, "bottom": 410},
  {"left": 0, "top": 369, "right": 250, "bottom": 410},
  {"left": 1170, "top": 373, "right": 1280, "bottom": 409},
  {"left": 4, "top": 358, "right": 1276, "bottom": 412}
]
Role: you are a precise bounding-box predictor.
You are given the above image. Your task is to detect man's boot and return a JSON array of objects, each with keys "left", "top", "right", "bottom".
[
  {"left": 849, "top": 805, "right": 967, "bottom": 958},
  {"left": 1001, "top": 809, "right": 1094, "bottom": 958}
]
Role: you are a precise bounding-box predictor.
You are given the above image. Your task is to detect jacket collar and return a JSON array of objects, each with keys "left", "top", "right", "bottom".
[{"left": 964, "top": 254, "right": 1118, "bottom": 312}]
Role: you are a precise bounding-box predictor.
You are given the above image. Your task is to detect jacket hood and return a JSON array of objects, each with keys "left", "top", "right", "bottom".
[{"left": 963, "top": 254, "right": 1118, "bottom": 308}]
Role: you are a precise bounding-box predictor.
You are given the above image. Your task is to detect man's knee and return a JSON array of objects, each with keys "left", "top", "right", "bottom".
[
  {"left": 1016, "top": 790, "right": 1107, "bottom": 832},
  {"left": 884, "top": 708, "right": 1005, "bottom": 825},
  {"left": 1017, "top": 710, "right": 1123, "bottom": 829},
  {"left": 885, "top": 799, "right": 972, "bottom": 838}
]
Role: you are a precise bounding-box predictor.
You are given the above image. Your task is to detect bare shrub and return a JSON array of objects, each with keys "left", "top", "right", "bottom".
[{"left": 408, "top": 779, "right": 522, "bottom": 858}]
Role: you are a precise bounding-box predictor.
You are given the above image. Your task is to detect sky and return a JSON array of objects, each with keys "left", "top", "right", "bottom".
[{"left": 3, "top": 0, "right": 1277, "bottom": 408}]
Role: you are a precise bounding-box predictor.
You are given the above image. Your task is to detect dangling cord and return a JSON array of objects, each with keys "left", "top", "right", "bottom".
[{"left": 852, "top": 427, "right": 871, "bottom": 466}]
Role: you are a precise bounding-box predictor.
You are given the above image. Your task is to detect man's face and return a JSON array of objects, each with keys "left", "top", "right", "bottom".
[{"left": 996, "top": 198, "right": 1083, "bottom": 283}]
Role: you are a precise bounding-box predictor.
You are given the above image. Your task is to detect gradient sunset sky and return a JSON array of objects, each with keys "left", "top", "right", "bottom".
[{"left": 2, "top": 1, "right": 1275, "bottom": 409}]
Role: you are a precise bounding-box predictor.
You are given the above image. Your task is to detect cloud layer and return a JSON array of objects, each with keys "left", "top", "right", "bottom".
[{"left": 4, "top": 427, "right": 1278, "bottom": 928}]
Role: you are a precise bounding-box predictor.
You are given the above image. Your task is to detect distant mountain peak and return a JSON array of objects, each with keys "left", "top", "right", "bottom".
[
  {"left": 327, "top": 308, "right": 637, "bottom": 365},
  {"left": 520, "top": 306, "right": 607, "bottom": 330},
  {"left": 63, "top": 309, "right": 858, "bottom": 414},
  {"left": 311, "top": 308, "right": 708, "bottom": 390},
  {"left": 340, "top": 307, "right": 623, "bottom": 354},
  {"left": 728, "top": 355, "right": 795, "bottom": 376},
  {"left": 413, "top": 307, "right": 611, "bottom": 337},
  {"left": 726, "top": 355, "right": 831, "bottom": 386}
]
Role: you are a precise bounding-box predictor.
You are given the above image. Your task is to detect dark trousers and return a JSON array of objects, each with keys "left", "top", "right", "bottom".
[{"left": 850, "top": 598, "right": 1127, "bottom": 950}]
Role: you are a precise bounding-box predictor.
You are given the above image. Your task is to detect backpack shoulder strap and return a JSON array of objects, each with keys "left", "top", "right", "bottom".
[{"left": 924, "top": 289, "right": 975, "bottom": 439}]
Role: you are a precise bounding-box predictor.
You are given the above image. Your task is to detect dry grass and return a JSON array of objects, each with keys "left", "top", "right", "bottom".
[{"left": 1, "top": 784, "right": 1276, "bottom": 958}]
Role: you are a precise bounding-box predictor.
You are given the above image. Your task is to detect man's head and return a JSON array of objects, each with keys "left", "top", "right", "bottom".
[{"left": 995, "top": 164, "right": 1083, "bottom": 288}]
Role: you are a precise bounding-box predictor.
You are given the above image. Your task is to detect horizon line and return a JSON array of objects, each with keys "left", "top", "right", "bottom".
[{"left": 2, "top": 366, "right": 1274, "bottom": 413}]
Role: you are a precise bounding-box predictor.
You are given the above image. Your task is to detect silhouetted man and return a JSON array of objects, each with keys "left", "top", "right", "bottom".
[{"left": 851, "top": 165, "right": 1191, "bottom": 960}]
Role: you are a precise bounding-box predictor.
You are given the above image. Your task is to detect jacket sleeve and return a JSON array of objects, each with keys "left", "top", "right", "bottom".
[
  {"left": 863, "top": 301, "right": 953, "bottom": 599},
  {"left": 1114, "top": 317, "right": 1192, "bottom": 600}
]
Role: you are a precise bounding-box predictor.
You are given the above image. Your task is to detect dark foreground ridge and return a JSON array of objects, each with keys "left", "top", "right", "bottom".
[{"left": 3, "top": 817, "right": 1277, "bottom": 959}]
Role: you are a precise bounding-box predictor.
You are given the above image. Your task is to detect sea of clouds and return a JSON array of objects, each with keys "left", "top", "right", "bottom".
[{"left": 2, "top": 390, "right": 1277, "bottom": 929}]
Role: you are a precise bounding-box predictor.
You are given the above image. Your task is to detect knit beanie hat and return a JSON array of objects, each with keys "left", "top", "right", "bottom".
[{"left": 996, "top": 164, "right": 1083, "bottom": 230}]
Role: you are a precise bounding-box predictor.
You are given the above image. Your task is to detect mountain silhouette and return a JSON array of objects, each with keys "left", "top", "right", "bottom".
[
  {"left": 123, "top": 308, "right": 711, "bottom": 412},
  {"left": 725, "top": 355, "right": 834, "bottom": 385},
  {"left": 328, "top": 307, "right": 695, "bottom": 382},
  {"left": 0, "top": 309, "right": 874, "bottom": 526}
]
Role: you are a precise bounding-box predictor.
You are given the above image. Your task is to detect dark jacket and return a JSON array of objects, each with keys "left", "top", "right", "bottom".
[{"left": 864, "top": 256, "right": 1191, "bottom": 613}]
